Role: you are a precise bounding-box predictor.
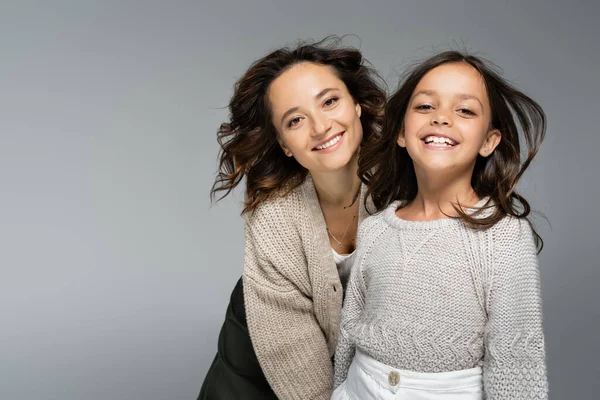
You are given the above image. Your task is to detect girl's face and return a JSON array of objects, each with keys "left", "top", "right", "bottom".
[
  {"left": 268, "top": 62, "right": 363, "bottom": 174},
  {"left": 399, "top": 62, "right": 501, "bottom": 178}
]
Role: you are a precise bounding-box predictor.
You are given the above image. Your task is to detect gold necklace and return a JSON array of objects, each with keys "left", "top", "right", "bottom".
[
  {"left": 326, "top": 184, "right": 361, "bottom": 249},
  {"left": 327, "top": 215, "right": 356, "bottom": 249}
]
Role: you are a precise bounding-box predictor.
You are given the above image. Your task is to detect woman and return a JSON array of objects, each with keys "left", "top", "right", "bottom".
[{"left": 200, "top": 37, "right": 386, "bottom": 400}]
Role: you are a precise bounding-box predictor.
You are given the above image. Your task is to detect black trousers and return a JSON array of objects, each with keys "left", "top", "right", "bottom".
[{"left": 198, "top": 277, "right": 278, "bottom": 399}]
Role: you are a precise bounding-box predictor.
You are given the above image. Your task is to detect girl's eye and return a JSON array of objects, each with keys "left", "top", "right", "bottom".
[
  {"left": 415, "top": 104, "right": 433, "bottom": 111},
  {"left": 324, "top": 97, "right": 339, "bottom": 107},
  {"left": 288, "top": 117, "right": 302, "bottom": 128},
  {"left": 458, "top": 108, "right": 476, "bottom": 116}
]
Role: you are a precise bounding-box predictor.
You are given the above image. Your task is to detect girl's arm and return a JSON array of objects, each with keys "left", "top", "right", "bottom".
[
  {"left": 243, "top": 209, "right": 334, "bottom": 400},
  {"left": 484, "top": 218, "right": 548, "bottom": 399},
  {"left": 333, "top": 225, "right": 369, "bottom": 388}
]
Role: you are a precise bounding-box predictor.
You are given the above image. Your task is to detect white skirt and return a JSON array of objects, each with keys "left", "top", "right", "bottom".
[{"left": 332, "top": 350, "right": 483, "bottom": 400}]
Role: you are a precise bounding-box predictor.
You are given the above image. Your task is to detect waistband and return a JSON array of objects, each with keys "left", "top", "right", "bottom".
[{"left": 353, "top": 349, "right": 482, "bottom": 390}]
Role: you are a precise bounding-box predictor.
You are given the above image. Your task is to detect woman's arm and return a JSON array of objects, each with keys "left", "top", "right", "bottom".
[{"left": 243, "top": 210, "right": 334, "bottom": 400}]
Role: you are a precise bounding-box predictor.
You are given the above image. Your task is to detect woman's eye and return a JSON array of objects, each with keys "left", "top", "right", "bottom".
[
  {"left": 324, "top": 97, "right": 339, "bottom": 107},
  {"left": 288, "top": 117, "right": 302, "bottom": 127}
]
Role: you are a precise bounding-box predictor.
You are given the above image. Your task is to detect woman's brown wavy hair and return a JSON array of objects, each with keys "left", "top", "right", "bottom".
[
  {"left": 211, "top": 36, "right": 386, "bottom": 213},
  {"left": 360, "top": 51, "right": 546, "bottom": 251}
]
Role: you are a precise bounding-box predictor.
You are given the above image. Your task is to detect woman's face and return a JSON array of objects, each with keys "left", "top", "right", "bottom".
[{"left": 268, "top": 62, "right": 363, "bottom": 174}]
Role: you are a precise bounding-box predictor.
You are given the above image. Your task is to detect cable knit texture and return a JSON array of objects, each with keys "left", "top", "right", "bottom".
[
  {"left": 243, "top": 175, "right": 371, "bottom": 400},
  {"left": 334, "top": 200, "right": 548, "bottom": 399}
]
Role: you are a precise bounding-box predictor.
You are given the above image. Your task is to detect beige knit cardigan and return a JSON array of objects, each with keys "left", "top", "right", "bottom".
[{"left": 242, "top": 174, "right": 370, "bottom": 400}]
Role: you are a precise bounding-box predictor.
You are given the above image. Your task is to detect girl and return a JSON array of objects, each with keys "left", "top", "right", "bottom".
[
  {"left": 200, "top": 38, "right": 386, "bottom": 400},
  {"left": 332, "top": 51, "right": 547, "bottom": 399}
]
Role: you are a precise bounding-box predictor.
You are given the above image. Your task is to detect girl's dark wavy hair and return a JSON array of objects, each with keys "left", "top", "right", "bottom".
[
  {"left": 211, "top": 36, "right": 387, "bottom": 213},
  {"left": 360, "top": 51, "right": 546, "bottom": 251}
]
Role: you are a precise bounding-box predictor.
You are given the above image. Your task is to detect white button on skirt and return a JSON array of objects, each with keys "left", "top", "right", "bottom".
[{"left": 332, "top": 349, "right": 483, "bottom": 400}]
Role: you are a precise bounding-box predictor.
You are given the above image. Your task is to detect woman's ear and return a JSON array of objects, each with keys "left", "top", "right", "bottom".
[
  {"left": 397, "top": 129, "right": 406, "bottom": 148},
  {"left": 278, "top": 138, "right": 293, "bottom": 157}
]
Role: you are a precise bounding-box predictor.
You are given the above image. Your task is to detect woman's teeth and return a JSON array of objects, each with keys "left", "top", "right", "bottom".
[{"left": 316, "top": 134, "right": 342, "bottom": 150}]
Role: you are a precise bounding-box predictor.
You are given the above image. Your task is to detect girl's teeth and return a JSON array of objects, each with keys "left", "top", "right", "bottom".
[
  {"left": 316, "top": 134, "right": 341, "bottom": 150},
  {"left": 425, "top": 136, "right": 455, "bottom": 146}
]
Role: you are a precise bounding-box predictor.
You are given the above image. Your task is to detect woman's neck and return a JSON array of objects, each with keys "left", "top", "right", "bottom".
[{"left": 311, "top": 158, "right": 361, "bottom": 208}]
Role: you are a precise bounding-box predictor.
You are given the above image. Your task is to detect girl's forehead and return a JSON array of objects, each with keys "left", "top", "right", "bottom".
[
  {"left": 417, "top": 63, "right": 485, "bottom": 90},
  {"left": 413, "top": 63, "right": 488, "bottom": 102}
]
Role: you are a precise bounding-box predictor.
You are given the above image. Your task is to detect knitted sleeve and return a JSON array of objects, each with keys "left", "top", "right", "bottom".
[
  {"left": 484, "top": 217, "right": 548, "bottom": 399},
  {"left": 333, "top": 222, "right": 370, "bottom": 388},
  {"left": 242, "top": 204, "right": 333, "bottom": 400}
]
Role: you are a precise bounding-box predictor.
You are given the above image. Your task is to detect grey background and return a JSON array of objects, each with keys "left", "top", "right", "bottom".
[{"left": 1, "top": 1, "right": 598, "bottom": 399}]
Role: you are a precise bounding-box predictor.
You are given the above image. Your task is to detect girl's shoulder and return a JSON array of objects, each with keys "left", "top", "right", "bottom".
[
  {"left": 490, "top": 213, "right": 535, "bottom": 241},
  {"left": 356, "top": 205, "right": 395, "bottom": 245},
  {"left": 489, "top": 215, "right": 539, "bottom": 271}
]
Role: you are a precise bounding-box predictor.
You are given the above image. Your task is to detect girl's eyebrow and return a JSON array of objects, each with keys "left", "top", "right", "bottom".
[
  {"left": 410, "top": 90, "right": 484, "bottom": 109},
  {"left": 411, "top": 89, "right": 435, "bottom": 100},
  {"left": 456, "top": 93, "right": 484, "bottom": 108}
]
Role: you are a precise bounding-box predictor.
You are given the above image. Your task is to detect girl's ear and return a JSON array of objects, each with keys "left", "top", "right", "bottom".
[
  {"left": 479, "top": 129, "right": 501, "bottom": 157},
  {"left": 355, "top": 102, "right": 362, "bottom": 118}
]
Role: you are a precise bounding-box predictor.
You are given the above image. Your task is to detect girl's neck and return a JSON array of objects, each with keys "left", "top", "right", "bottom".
[
  {"left": 311, "top": 156, "right": 361, "bottom": 208},
  {"left": 408, "top": 168, "right": 479, "bottom": 220}
]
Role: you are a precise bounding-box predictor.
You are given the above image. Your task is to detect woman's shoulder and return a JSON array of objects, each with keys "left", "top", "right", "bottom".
[
  {"left": 246, "top": 184, "right": 305, "bottom": 223},
  {"left": 249, "top": 192, "right": 296, "bottom": 215}
]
